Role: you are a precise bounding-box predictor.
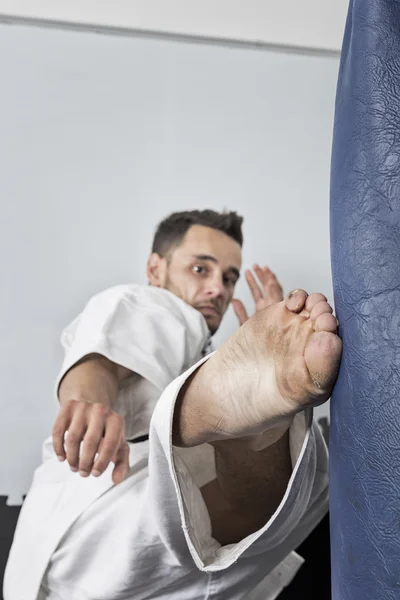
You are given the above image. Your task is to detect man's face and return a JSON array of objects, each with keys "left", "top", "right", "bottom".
[{"left": 148, "top": 225, "right": 242, "bottom": 334}]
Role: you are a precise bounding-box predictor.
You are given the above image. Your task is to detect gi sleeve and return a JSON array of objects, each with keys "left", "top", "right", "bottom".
[{"left": 147, "top": 355, "right": 329, "bottom": 573}]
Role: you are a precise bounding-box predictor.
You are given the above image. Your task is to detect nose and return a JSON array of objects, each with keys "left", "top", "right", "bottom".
[{"left": 205, "top": 275, "right": 225, "bottom": 298}]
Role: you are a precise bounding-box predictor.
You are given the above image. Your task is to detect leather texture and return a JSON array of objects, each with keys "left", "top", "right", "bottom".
[{"left": 330, "top": 1, "right": 400, "bottom": 598}]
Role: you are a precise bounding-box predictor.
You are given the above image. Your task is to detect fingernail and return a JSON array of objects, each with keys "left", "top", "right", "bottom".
[
  {"left": 70, "top": 466, "right": 78, "bottom": 472},
  {"left": 57, "top": 456, "right": 65, "bottom": 462},
  {"left": 91, "top": 470, "right": 101, "bottom": 477},
  {"left": 79, "top": 470, "right": 89, "bottom": 477}
]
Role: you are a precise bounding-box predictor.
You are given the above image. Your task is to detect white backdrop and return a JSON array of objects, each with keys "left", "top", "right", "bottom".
[
  {"left": 0, "top": 0, "right": 348, "bottom": 51},
  {"left": 0, "top": 22, "right": 339, "bottom": 503}
]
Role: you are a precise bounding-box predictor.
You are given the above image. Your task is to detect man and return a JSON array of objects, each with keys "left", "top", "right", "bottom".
[{"left": 5, "top": 209, "right": 341, "bottom": 600}]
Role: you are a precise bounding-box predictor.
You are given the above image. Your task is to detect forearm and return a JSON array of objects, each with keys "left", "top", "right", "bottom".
[{"left": 58, "top": 353, "right": 131, "bottom": 408}]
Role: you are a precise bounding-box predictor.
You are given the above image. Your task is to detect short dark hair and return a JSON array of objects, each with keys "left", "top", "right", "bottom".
[{"left": 151, "top": 209, "right": 244, "bottom": 256}]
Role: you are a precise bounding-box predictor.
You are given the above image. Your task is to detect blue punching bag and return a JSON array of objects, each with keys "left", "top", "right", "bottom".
[{"left": 330, "top": 1, "right": 400, "bottom": 598}]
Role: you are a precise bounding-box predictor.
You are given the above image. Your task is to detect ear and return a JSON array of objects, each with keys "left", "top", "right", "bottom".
[{"left": 147, "top": 253, "right": 166, "bottom": 287}]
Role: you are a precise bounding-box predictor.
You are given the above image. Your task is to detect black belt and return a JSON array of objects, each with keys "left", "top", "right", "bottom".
[{"left": 127, "top": 434, "right": 149, "bottom": 444}]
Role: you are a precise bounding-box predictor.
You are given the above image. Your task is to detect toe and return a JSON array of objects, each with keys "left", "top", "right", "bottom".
[
  {"left": 304, "top": 331, "right": 342, "bottom": 392},
  {"left": 285, "top": 289, "right": 308, "bottom": 313},
  {"left": 314, "top": 312, "right": 338, "bottom": 333},
  {"left": 305, "top": 293, "right": 327, "bottom": 312},
  {"left": 310, "top": 300, "right": 333, "bottom": 322}
]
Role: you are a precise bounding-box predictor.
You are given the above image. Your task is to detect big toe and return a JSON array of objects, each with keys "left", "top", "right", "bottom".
[
  {"left": 285, "top": 289, "right": 308, "bottom": 313},
  {"left": 304, "top": 331, "right": 342, "bottom": 393}
]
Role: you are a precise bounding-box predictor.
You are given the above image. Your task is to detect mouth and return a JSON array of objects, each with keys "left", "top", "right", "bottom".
[{"left": 197, "top": 305, "right": 221, "bottom": 317}]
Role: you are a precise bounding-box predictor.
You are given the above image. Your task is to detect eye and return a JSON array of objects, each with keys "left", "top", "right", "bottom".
[
  {"left": 223, "top": 275, "right": 237, "bottom": 287},
  {"left": 193, "top": 265, "right": 206, "bottom": 275}
]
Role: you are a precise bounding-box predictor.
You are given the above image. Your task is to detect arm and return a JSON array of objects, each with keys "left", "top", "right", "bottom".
[
  {"left": 58, "top": 353, "right": 132, "bottom": 408},
  {"left": 52, "top": 285, "right": 209, "bottom": 483}
]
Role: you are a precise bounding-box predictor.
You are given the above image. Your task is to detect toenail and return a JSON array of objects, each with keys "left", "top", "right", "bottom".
[{"left": 289, "top": 289, "right": 307, "bottom": 298}]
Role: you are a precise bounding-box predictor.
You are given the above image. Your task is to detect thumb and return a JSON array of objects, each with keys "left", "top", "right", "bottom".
[
  {"left": 111, "top": 423, "right": 130, "bottom": 485},
  {"left": 232, "top": 299, "right": 249, "bottom": 326},
  {"left": 112, "top": 440, "right": 130, "bottom": 485}
]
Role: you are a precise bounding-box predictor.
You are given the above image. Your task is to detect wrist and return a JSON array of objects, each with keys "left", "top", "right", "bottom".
[
  {"left": 58, "top": 357, "right": 118, "bottom": 409},
  {"left": 58, "top": 384, "right": 114, "bottom": 409}
]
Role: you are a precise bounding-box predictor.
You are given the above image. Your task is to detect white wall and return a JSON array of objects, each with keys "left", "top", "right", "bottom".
[
  {"left": 0, "top": 0, "right": 348, "bottom": 51},
  {"left": 0, "top": 22, "right": 339, "bottom": 503}
]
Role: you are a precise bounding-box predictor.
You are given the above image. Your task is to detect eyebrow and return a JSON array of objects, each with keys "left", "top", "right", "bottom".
[{"left": 192, "top": 254, "right": 241, "bottom": 280}]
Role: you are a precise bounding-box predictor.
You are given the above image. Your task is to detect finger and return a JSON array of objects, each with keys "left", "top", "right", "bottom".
[
  {"left": 267, "top": 285, "right": 284, "bottom": 303},
  {"left": 78, "top": 404, "right": 109, "bottom": 476},
  {"left": 254, "top": 265, "right": 278, "bottom": 285},
  {"left": 264, "top": 270, "right": 282, "bottom": 290},
  {"left": 254, "top": 265, "right": 284, "bottom": 303},
  {"left": 91, "top": 413, "right": 125, "bottom": 477},
  {"left": 263, "top": 266, "right": 282, "bottom": 287},
  {"left": 111, "top": 441, "right": 130, "bottom": 485},
  {"left": 253, "top": 264, "right": 273, "bottom": 286},
  {"left": 52, "top": 402, "right": 75, "bottom": 461},
  {"left": 253, "top": 264, "right": 267, "bottom": 282},
  {"left": 265, "top": 281, "right": 284, "bottom": 304},
  {"left": 232, "top": 299, "right": 249, "bottom": 325},
  {"left": 65, "top": 403, "right": 89, "bottom": 472},
  {"left": 245, "top": 270, "right": 263, "bottom": 302}
]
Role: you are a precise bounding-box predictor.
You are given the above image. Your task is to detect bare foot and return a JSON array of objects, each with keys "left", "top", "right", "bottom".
[
  {"left": 175, "top": 290, "right": 342, "bottom": 447},
  {"left": 218, "top": 289, "right": 341, "bottom": 436}
]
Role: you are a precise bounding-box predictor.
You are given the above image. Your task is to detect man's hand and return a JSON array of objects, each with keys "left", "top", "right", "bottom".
[
  {"left": 53, "top": 400, "right": 130, "bottom": 485},
  {"left": 232, "top": 265, "right": 283, "bottom": 326},
  {"left": 54, "top": 354, "right": 132, "bottom": 484}
]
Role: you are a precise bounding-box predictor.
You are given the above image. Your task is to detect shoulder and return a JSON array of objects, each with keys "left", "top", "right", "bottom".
[{"left": 87, "top": 284, "right": 209, "bottom": 335}]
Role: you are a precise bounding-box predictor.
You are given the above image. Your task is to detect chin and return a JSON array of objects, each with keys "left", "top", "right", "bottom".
[{"left": 204, "top": 317, "right": 220, "bottom": 335}]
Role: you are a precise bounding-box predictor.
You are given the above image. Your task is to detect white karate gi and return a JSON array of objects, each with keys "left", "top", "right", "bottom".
[{"left": 4, "top": 284, "right": 329, "bottom": 600}]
